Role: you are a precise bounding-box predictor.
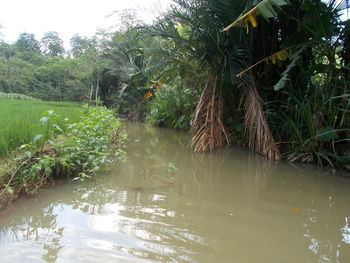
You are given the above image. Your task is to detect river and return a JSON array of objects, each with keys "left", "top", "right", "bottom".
[{"left": 0, "top": 121, "right": 349, "bottom": 262}]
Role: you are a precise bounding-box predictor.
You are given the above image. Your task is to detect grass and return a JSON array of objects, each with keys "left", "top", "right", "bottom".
[
  {"left": 0, "top": 99, "right": 82, "bottom": 157},
  {"left": 0, "top": 92, "right": 40, "bottom": 101},
  {"left": 0, "top": 107, "right": 125, "bottom": 204}
]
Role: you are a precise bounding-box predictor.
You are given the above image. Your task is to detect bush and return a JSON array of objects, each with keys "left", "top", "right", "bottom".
[
  {"left": 146, "top": 85, "right": 195, "bottom": 130},
  {"left": 0, "top": 107, "right": 125, "bottom": 197},
  {"left": 269, "top": 82, "right": 350, "bottom": 167}
]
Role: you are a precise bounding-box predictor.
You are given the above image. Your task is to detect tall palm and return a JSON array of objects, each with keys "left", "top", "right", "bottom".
[
  {"left": 148, "top": 0, "right": 281, "bottom": 159},
  {"left": 105, "top": 28, "right": 153, "bottom": 113},
  {"left": 147, "top": 0, "right": 346, "bottom": 160},
  {"left": 224, "top": 0, "right": 348, "bottom": 161},
  {"left": 148, "top": 0, "right": 250, "bottom": 151}
]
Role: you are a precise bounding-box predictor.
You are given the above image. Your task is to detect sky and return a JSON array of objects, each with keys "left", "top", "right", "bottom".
[
  {"left": 1, "top": 0, "right": 348, "bottom": 50},
  {"left": 0, "top": 0, "right": 172, "bottom": 49}
]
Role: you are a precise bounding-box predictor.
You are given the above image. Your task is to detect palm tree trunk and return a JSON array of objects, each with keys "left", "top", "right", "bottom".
[
  {"left": 192, "top": 76, "right": 230, "bottom": 152},
  {"left": 244, "top": 76, "right": 280, "bottom": 160}
]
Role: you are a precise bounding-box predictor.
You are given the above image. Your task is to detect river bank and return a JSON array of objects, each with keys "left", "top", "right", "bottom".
[{"left": 0, "top": 107, "right": 125, "bottom": 209}]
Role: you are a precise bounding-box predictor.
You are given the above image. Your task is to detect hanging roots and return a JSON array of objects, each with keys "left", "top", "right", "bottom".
[
  {"left": 244, "top": 85, "right": 280, "bottom": 160},
  {"left": 192, "top": 77, "right": 230, "bottom": 152}
]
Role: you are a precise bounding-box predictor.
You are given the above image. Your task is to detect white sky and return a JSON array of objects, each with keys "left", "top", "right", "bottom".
[
  {"left": 0, "top": 0, "right": 172, "bottom": 49},
  {"left": 1, "top": 0, "right": 348, "bottom": 50}
]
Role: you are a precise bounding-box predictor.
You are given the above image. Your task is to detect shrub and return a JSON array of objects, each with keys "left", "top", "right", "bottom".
[
  {"left": 146, "top": 85, "right": 195, "bottom": 130},
  {"left": 0, "top": 107, "right": 125, "bottom": 197}
]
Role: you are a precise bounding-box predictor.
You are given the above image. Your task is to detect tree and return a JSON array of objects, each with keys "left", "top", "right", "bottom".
[
  {"left": 105, "top": 27, "right": 155, "bottom": 112},
  {"left": 15, "top": 32, "right": 41, "bottom": 53},
  {"left": 41, "top": 31, "right": 65, "bottom": 56},
  {"left": 70, "top": 34, "right": 93, "bottom": 58},
  {"left": 70, "top": 33, "right": 109, "bottom": 105},
  {"left": 148, "top": 0, "right": 248, "bottom": 153},
  {"left": 114, "top": 9, "right": 144, "bottom": 33}
]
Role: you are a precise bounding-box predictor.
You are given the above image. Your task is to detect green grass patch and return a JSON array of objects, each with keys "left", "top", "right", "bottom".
[
  {"left": 0, "top": 92, "right": 40, "bottom": 101},
  {"left": 0, "top": 107, "right": 125, "bottom": 203},
  {"left": 0, "top": 99, "right": 82, "bottom": 157}
]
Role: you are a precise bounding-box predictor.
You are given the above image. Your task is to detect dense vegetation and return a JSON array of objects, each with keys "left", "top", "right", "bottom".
[
  {"left": 0, "top": 98, "right": 81, "bottom": 157},
  {"left": 0, "top": 106, "right": 125, "bottom": 205},
  {"left": 0, "top": 0, "right": 349, "bottom": 168}
]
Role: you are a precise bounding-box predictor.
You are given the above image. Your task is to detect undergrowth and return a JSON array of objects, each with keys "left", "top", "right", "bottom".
[
  {"left": 146, "top": 85, "right": 195, "bottom": 130},
  {"left": 267, "top": 81, "right": 350, "bottom": 169},
  {"left": 0, "top": 106, "right": 126, "bottom": 203}
]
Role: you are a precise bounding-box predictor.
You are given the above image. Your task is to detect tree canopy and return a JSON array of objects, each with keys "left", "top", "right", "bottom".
[
  {"left": 15, "top": 32, "right": 41, "bottom": 53},
  {"left": 41, "top": 31, "right": 65, "bottom": 56}
]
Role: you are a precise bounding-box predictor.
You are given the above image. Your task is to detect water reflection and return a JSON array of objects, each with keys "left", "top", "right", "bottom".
[
  {"left": 0, "top": 121, "right": 349, "bottom": 262},
  {"left": 342, "top": 217, "right": 350, "bottom": 245},
  {"left": 301, "top": 181, "right": 350, "bottom": 262},
  {"left": 0, "top": 202, "right": 64, "bottom": 262}
]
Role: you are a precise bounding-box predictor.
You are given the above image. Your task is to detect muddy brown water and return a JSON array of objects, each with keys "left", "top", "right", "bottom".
[{"left": 0, "top": 121, "right": 349, "bottom": 262}]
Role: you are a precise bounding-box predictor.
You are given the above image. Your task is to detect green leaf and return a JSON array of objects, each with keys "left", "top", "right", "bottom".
[
  {"left": 33, "top": 134, "right": 43, "bottom": 145},
  {"left": 40, "top": 116, "right": 49, "bottom": 126},
  {"left": 258, "top": 1, "right": 278, "bottom": 18},
  {"left": 150, "top": 107, "right": 159, "bottom": 115},
  {"left": 338, "top": 156, "right": 350, "bottom": 164},
  {"left": 6, "top": 186, "right": 14, "bottom": 195},
  {"left": 223, "top": 0, "right": 289, "bottom": 31},
  {"left": 319, "top": 126, "right": 339, "bottom": 142},
  {"left": 178, "top": 114, "right": 185, "bottom": 123},
  {"left": 45, "top": 167, "right": 52, "bottom": 176},
  {"left": 19, "top": 144, "right": 29, "bottom": 150},
  {"left": 274, "top": 46, "right": 304, "bottom": 91},
  {"left": 29, "top": 124, "right": 39, "bottom": 130},
  {"left": 53, "top": 124, "right": 62, "bottom": 132}
]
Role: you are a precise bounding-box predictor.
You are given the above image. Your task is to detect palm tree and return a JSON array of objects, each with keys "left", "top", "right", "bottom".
[
  {"left": 148, "top": 0, "right": 246, "bottom": 150},
  {"left": 147, "top": 0, "right": 281, "bottom": 159},
  {"left": 145, "top": 0, "right": 348, "bottom": 162},
  {"left": 104, "top": 28, "right": 153, "bottom": 113},
  {"left": 223, "top": 0, "right": 349, "bottom": 162}
]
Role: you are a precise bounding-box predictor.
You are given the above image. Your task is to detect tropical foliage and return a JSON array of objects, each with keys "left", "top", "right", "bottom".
[
  {"left": 0, "top": 0, "right": 349, "bottom": 168},
  {"left": 146, "top": 82, "right": 195, "bottom": 130}
]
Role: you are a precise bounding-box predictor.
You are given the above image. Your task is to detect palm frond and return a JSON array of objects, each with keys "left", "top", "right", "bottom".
[
  {"left": 335, "top": 0, "right": 349, "bottom": 10},
  {"left": 244, "top": 82, "right": 280, "bottom": 160},
  {"left": 236, "top": 48, "right": 291, "bottom": 78},
  {"left": 223, "top": 0, "right": 289, "bottom": 32},
  {"left": 273, "top": 46, "right": 305, "bottom": 91}
]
